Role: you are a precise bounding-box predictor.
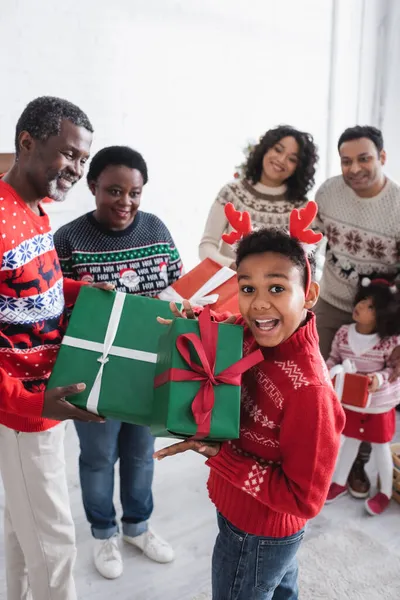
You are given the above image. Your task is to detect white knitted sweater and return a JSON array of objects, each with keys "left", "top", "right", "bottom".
[
  {"left": 199, "top": 179, "right": 307, "bottom": 263},
  {"left": 315, "top": 175, "right": 400, "bottom": 313}
]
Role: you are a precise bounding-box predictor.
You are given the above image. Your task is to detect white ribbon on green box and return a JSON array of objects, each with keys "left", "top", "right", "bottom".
[
  {"left": 62, "top": 292, "right": 157, "bottom": 414},
  {"left": 158, "top": 265, "right": 235, "bottom": 306}
]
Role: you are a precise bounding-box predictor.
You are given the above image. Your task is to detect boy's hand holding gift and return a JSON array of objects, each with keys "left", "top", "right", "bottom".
[
  {"left": 152, "top": 200, "right": 346, "bottom": 599},
  {"left": 157, "top": 299, "right": 237, "bottom": 326},
  {"left": 155, "top": 299, "right": 229, "bottom": 457},
  {"left": 154, "top": 439, "right": 220, "bottom": 460},
  {"left": 153, "top": 301, "right": 263, "bottom": 442}
]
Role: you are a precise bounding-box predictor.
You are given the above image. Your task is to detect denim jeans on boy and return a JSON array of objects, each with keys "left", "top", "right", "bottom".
[
  {"left": 75, "top": 420, "right": 154, "bottom": 540},
  {"left": 212, "top": 513, "right": 305, "bottom": 600}
]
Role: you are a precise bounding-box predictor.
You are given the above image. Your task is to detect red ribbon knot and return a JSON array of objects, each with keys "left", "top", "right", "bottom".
[{"left": 154, "top": 306, "right": 263, "bottom": 438}]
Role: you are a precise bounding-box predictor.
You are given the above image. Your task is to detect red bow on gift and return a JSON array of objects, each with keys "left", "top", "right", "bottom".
[{"left": 154, "top": 307, "right": 263, "bottom": 439}]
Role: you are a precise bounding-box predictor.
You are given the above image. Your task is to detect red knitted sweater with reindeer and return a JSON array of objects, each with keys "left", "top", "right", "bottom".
[
  {"left": 206, "top": 312, "right": 345, "bottom": 537},
  {"left": 0, "top": 180, "right": 83, "bottom": 432}
]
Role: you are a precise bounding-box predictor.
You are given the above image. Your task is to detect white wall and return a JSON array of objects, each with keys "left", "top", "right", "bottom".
[
  {"left": 0, "top": 0, "right": 333, "bottom": 269},
  {"left": 376, "top": 0, "right": 400, "bottom": 183},
  {"left": 325, "top": 0, "right": 380, "bottom": 176},
  {"left": 326, "top": 0, "right": 400, "bottom": 182}
]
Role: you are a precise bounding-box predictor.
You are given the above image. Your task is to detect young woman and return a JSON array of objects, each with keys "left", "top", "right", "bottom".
[
  {"left": 199, "top": 125, "right": 319, "bottom": 270},
  {"left": 54, "top": 146, "right": 182, "bottom": 580}
]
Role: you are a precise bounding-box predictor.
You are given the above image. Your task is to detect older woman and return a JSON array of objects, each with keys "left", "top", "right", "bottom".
[
  {"left": 54, "top": 146, "right": 181, "bottom": 580},
  {"left": 199, "top": 125, "right": 320, "bottom": 270}
]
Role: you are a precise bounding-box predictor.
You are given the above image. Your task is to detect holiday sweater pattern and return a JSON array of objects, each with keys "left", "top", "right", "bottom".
[
  {"left": 315, "top": 175, "right": 400, "bottom": 312},
  {"left": 199, "top": 180, "right": 306, "bottom": 268},
  {"left": 327, "top": 324, "right": 400, "bottom": 413},
  {"left": 217, "top": 180, "right": 305, "bottom": 224},
  {"left": 206, "top": 312, "right": 345, "bottom": 537},
  {"left": 0, "top": 180, "right": 83, "bottom": 432},
  {"left": 54, "top": 211, "right": 183, "bottom": 294}
]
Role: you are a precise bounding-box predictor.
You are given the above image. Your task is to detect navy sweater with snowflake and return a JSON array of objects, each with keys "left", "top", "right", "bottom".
[{"left": 53, "top": 211, "right": 183, "bottom": 295}]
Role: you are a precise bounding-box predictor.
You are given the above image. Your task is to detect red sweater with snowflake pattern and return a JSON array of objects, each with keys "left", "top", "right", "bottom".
[
  {"left": 206, "top": 312, "right": 345, "bottom": 537},
  {"left": 0, "top": 180, "right": 84, "bottom": 432}
]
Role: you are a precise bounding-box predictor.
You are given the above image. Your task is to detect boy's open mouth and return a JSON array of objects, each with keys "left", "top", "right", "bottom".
[{"left": 254, "top": 318, "right": 280, "bottom": 331}]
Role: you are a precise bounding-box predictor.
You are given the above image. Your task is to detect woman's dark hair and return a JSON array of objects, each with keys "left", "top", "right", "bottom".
[
  {"left": 235, "top": 227, "right": 316, "bottom": 288},
  {"left": 87, "top": 146, "right": 148, "bottom": 185},
  {"left": 338, "top": 125, "right": 384, "bottom": 153},
  {"left": 354, "top": 280, "right": 400, "bottom": 338},
  {"left": 244, "top": 125, "right": 318, "bottom": 202}
]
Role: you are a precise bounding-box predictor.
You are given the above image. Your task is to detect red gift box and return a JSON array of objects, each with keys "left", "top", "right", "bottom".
[
  {"left": 158, "top": 258, "right": 239, "bottom": 313},
  {"left": 332, "top": 372, "right": 370, "bottom": 408}
]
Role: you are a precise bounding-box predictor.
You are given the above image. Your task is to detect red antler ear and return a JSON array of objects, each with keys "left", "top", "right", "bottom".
[
  {"left": 289, "top": 201, "right": 323, "bottom": 245},
  {"left": 222, "top": 203, "right": 252, "bottom": 244}
]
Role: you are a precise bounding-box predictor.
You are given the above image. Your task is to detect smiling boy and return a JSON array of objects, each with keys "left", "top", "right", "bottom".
[{"left": 156, "top": 226, "right": 345, "bottom": 600}]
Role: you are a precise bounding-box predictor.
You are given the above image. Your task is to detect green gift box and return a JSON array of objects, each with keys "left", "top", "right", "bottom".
[
  {"left": 151, "top": 307, "right": 263, "bottom": 441},
  {"left": 47, "top": 287, "right": 173, "bottom": 424}
]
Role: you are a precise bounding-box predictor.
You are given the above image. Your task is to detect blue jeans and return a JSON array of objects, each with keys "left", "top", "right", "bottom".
[
  {"left": 212, "top": 513, "right": 305, "bottom": 600},
  {"left": 75, "top": 420, "right": 154, "bottom": 540}
]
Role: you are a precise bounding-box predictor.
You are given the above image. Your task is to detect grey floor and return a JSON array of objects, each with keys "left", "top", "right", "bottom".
[{"left": 0, "top": 415, "right": 399, "bottom": 600}]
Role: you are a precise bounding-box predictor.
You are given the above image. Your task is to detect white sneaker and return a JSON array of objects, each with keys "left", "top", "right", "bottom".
[
  {"left": 93, "top": 535, "right": 123, "bottom": 579},
  {"left": 123, "top": 528, "right": 175, "bottom": 563}
]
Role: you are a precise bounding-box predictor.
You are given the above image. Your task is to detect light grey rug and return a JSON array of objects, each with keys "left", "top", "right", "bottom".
[
  {"left": 193, "top": 525, "right": 400, "bottom": 600},
  {"left": 298, "top": 525, "right": 400, "bottom": 600}
]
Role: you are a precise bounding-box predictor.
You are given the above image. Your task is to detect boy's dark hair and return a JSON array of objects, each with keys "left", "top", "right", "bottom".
[
  {"left": 354, "top": 280, "right": 400, "bottom": 338},
  {"left": 15, "top": 96, "right": 93, "bottom": 156},
  {"left": 235, "top": 228, "right": 316, "bottom": 288},
  {"left": 337, "top": 125, "right": 384, "bottom": 153},
  {"left": 244, "top": 125, "right": 318, "bottom": 203},
  {"left": 87, "top": 146, "right": 148, "bottom": 185}
]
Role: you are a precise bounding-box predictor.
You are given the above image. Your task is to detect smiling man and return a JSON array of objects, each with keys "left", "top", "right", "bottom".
[
  {"left": 313, "top": 125, "right": 400, "bottom": 500},
  {"left": 0, "top": 96, "right": 109, "bottom": 600}
]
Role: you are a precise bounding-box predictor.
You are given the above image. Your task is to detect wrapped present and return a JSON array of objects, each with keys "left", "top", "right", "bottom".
[
  {"left": 151, "top": 306, "right": 263, "bottom": 441},
  {"left": 158, "top": 258, "right": 239, "bottom": 313},
  {"left": 330, "top": 360, "right": 370, "bottom": 409},
  {"left": 47, "top": 287, "right": 173, "bottom": 424}
]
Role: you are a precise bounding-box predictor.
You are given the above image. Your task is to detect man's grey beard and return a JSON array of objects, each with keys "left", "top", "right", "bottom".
[{"left": 46, "top": 178, "right": 68, "bottom": 202}]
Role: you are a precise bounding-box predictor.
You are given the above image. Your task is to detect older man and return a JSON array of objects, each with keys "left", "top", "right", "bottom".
[
  {"left": 0, "top": 96, "right": 111, "bottom": 600},
  {"left": 314, "top": 125, "right": 400, "bottom": 500}
]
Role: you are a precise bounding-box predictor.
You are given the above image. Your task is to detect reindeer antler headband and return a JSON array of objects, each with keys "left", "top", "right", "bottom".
[
  {"left": 222, "top": 200, "right": 323, "bottom": 295},
  {"left": 221, "top": 203, "right": 252, "bottom": 244}
]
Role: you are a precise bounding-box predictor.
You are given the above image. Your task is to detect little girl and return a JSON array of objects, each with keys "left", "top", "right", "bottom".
[{"left": 326, "top": 277, "right": 400, "bottom": 515}]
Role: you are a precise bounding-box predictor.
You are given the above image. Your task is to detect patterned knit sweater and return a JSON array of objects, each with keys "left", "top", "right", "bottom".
[
  {"left": 315, "top": 175, "right": 400, "bottom": 313},
  {"left": 54, "top": 211, "right": 183, "bottom": 295},
  {"left": 206, "top": 312, "right": 345, "bottom": 537},
  {"left": 327, "top": 324, "right": 400, "bottom": 414},
  {"left": 199, "top": 180, "right": 305, "bottom": 267},
  {"left": 0, "top": 180, "right": 83, "bottom": 433}
]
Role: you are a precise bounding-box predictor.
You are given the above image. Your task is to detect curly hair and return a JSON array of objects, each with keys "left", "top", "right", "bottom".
[
  {"left": 354, "top": 280, "right": 400, "bottom": 338},
  {"left": 244, "top": 125, "right": 318, "bottom": 202},
  {"left": 87, "top": 146, "right": 148, "bottom": 185},
  {"left": 15, "top": 96, "right": 93, "bottom": 157},
  {"left": 235, "top": 227, "right": 316, "bottom": 288}
]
